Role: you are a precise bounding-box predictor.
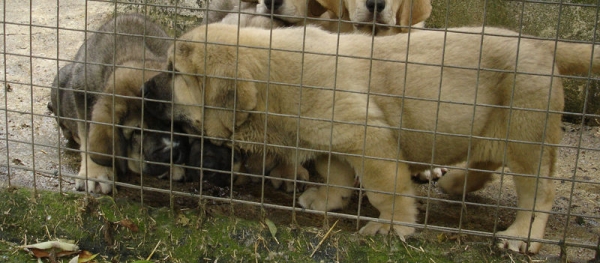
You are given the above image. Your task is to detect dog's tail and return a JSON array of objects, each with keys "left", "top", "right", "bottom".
[{"left": 549, "top": 41, "right": 600, "bottom": 76}]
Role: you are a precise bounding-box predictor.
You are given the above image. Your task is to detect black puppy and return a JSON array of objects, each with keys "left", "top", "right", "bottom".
[{"left": 185, "top": 138, "right": 241, "bottom": 187}]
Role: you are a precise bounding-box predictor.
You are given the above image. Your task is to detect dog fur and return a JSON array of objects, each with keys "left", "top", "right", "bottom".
[
  {"left": 142, "top": 24, "right": 600, "bottom": 253},
  {"left": 204, "top": 0, "right": 431, "bottom": 35},
  {"left": 49, "top": 15, "right": 193, "bottom": 196},
  {"left": 315, "top": 0, "right": 431, "bottom": 35},
  {"left": 49, "top": 14, "right": 190, "bottom": 194},
  {"left": 204, "top": 0, "right": 434, "bottom": 190},
  {"left": 50, "top": 14, "right": 241, "bottom": 193},
  {"left": 203, "top": 0, "right": 286, "bottom": 27}
]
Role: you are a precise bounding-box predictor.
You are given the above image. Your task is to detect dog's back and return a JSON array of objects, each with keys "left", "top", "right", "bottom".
[
  {"left": 68, "top": 14, "right": 170, "bottom": 120},
  {"left": 48, "top": 63, "right": 79, "bottom": 146},
  {"left": 49, "top": 13, "right": 170, "bottom": 147}
]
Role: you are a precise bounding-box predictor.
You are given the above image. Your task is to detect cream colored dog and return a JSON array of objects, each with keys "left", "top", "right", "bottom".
[
  {"left": 141, "top": 24, "right": 600, "bottom": 253},
  {"left": 208, "top": 0, "right": 436, "bottom": 190}
]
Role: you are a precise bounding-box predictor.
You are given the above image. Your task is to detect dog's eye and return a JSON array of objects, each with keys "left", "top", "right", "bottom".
[{"left": 167, "top": 62, "right": 180, "bottom": 74}]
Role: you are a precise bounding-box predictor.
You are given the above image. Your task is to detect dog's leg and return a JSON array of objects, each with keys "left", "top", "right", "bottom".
[
  {"left": 239, "top": 152, "right": 277, "bottom": 184},
  {"left": 269, "top": 161, "right": 310, "bottom": 192},
  {"left": 343, "top": 126, "right": 417, "bottom": 238},
  {"left": 298, "top": 155, "right": 355, "bottom": 211},
  {"left": 352, "top": 156, "right": 416, "bottom": 238},
  {"left": 171, "top": 166, "right": 186, "bottom": 181},
  {"left": 437, "top": 161, "right": 500, "bottom": 195},
  {"left": 411, "top": 167, "right": 448, "bottom": 184},
  {"left": 74, "top": 123, "right": 114, "bottom": 194},
  {"left": 496, "top": 145, "right": 556, "bottom": 254}
]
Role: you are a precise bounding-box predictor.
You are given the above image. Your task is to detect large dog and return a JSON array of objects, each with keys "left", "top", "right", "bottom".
[{"left": 142, "top": 24, "right": 600, "bottom": 253}]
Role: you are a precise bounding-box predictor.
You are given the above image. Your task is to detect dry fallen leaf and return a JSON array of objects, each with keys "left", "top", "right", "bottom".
[
  {"left": 21, "top": 240, "right": 80, "bottom": 259},
  {"left": 265, "top": 218, "right": 279, "bottom": 244},
  {"left": 22, "top": 240, "right": 79, "bottom": 252},
  {"left": 437, "top": 233, "right": 447, "bottom": 242},
  {"left": 67, "top": 250, "right": 98, "bottom": 263},
  {"left": 116, "top": 218, "right": 139, "bottom": 232},
  {"left": 177, "top": 214, "right": 190, "bottom": 227}
]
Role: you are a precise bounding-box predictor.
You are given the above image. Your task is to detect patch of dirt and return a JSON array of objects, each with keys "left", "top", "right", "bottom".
[{"left": 1, "top": 1, "right": 599, "bottom": 262}]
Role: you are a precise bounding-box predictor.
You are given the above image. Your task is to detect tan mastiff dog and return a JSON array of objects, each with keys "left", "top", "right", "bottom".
[{"left": 142, "top": 24, "right": 599, "bottom": 253}]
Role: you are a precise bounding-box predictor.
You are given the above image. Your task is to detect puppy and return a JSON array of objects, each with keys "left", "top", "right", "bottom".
[
  {"left": 49, "top": 14, "right": 189, "bottom": 193},
  {"left": 314, "top": 0, "right": 431, "bottom": 35},
  {"left": 255, "top": 0, "right": 431, "bottom": 35},
  {"left": 142, "top": 24, "right": 600, "bottom": 253},
  {"left": 50, "top": 59, "right": 190, "bottom": 193},
  {"left": 206, "top": 0, "right": 435, "bottom": 190},
  {"left": 51, "top": 14, "right": 240, "bottom": 193},
  {"left": 185, "top": 138, "right": 242, "bottom": 187},
  {"left": 48, "top": 64, "right": 78, "bottom": 147}
]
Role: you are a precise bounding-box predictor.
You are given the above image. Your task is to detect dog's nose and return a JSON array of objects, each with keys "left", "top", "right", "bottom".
[
  {"left": 366, "top": 0, "right": 385, "bottom": 13},
  {"left": 264, "top": 0, "right": 283, "bottom": 11}
]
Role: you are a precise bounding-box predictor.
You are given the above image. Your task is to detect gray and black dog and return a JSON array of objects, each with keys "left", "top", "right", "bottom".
[{"left": 48, "top": 14, "right": 237, "bottom": 193}]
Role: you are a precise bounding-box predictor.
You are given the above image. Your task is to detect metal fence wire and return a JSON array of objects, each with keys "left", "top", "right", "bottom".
[{"left": 1, "top": 0, "right": 600, "bottom": 261}]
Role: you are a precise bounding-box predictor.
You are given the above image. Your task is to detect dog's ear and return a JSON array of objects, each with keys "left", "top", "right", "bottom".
[
  {"left": 229, "top": 68, "right": 257, "bottom": 127},
  {"left": 87, "top": 72, "right": 142, "bottom": 170},
  {"left": 398, "top": 0, "right": 432, "bottom": 27},
  {"left": 308, "top": 0, "right": 328, "bottom": 17},
  {"left": 87, "top": 94, "right": 133, "bottom": 169},
  {"left": 316, "top": 0, "right": 346, "bottom": 19},
  {"left": 208, "top": 68, "right": 258, "bottom": 129}
]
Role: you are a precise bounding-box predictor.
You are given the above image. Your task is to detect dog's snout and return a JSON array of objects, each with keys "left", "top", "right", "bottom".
[
  {"left": 264, "top": 0, "right": 283, "bottom": 11},
  {"left": 366, "top": 0, "right": 385, "bottom": 13}
]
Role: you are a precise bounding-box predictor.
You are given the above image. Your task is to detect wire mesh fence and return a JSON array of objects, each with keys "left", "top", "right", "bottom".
[{"left": 1, "top": 0, "right": 599, "bottom": 261}]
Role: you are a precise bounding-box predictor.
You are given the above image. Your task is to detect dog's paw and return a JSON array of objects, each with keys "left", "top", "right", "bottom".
[
  {"left": 158, "top": 166, "right": 186, "bottom": 181},
  {"left": 411, "top": 168, "right": 447, "bottom": 184},
  {"left": 171, "top": 166, "right": 186, "bottom": 181},
  {"left": 358, "top": 222, "right": 415, "bottom": 241},
  {"left": 269, "top": 163, "right": 310, "bottom": 192},
  {"left": 75, "top": 161, "right": 114, "bottom": 194},
  {"left": 496, "top": 230, "right": 542, "bottom": 254},
  {"left": 298, "top": 187, "right": 350, "bottom": 211}
]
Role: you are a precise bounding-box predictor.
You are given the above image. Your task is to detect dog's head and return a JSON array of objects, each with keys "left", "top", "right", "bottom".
[
  {"left": 185, "top": 138, "right": 241, "bottom": 187},
  {"left": 317, "top": 0, "right": 431, "bottom": 34},
  {"left": 87, "top": 61, "right": 189, "bottom": 178},
  {"left": 142, "top": 25, "right": 258, "bottom": 139},
  {"left": 125, "top": 120, "right": 190, "bottom": 177},
  {"left": 256, "top": 0, "right": 328, "bottom": 24}
]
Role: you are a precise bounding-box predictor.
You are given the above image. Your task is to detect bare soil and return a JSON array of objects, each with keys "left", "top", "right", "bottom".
[{"left": 1, "top": 1, "right": 599, "bottom": 262}]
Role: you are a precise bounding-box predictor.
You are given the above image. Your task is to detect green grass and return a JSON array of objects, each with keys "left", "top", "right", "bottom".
[{"left": 0, "top": 187, "right": 539, "bottom": 262}]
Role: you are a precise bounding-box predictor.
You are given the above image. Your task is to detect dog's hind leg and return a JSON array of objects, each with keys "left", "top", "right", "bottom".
[
  {"left": 298, "top": 155, "right": 355, "bottom": 211},
  {"left": 343, "top": 126, "right": 417, "bottom": 239},
  {"left": 351, "top": 153, "right": 417, "bottom": 238},
  {"left": 496, "top": 142, "right": 557, "bottom": 254}
]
